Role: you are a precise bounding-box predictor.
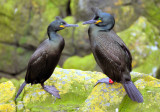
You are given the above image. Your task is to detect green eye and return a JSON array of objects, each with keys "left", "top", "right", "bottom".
[
  {"left": 60, "top": 23, "right": 63, "bottom": 25},
  {"left": 98, "top": 18, "right": 101, "bottom": 20}
]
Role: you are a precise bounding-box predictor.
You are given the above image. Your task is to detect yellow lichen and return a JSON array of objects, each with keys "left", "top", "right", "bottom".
[
  {"left": 0, "top": 101, "right": 16, "bottom": 112},
  {"left": 1, "top": 68, "right": 160, "bottom": 111},
  {"left": 0, "top": 81, "right": 16, "bottom": 103},
  {"left": 23, "top": 85, "right": 50, "bottom": 106}
]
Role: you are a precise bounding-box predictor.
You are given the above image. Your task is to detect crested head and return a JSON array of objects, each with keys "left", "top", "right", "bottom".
[
  {"left": 83, "top": 7, "right": 115, "bottom": 31},
  {"left": 93, "top": 7, "right": 115, "bottom": 30},
  {"left": 55, "top": 16, "right": 63, "bottom": 21},
  {"left": 48, "top": 16, "right": 67, "bottom": 32},
  {"left": 47, "top": 16, "right": 78, "bottom": 39},
  {"left": 91, "top": 7, "right": 102, "bottom": 16}
]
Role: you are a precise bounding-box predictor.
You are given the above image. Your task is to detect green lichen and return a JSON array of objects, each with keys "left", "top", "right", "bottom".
[
  {"left": 70, "top": 0, "right": 79, "bottom": 18},
  {"left": 1, "top": 68, "right": 160, "bottom": 111},
  {"left": 16, "top": 68, "right": 106, "bottom": 111},
  {"left": 80, "top": 72, "right": 160, "bottom": 112},
  {"left": 119, "top": 87, "right": 160, "bottom": 112},
  {"left": 133, "top": 51, "right": 160, "bottom": 75},
  {"left": 63, "top": 54, "right": 96, "bottom": 71},
  {"left": 117, "top": 16, "right": 160, "bottom": 75},
  {"left": 141, "top": 0, "right": 160, "bottom": 28}
]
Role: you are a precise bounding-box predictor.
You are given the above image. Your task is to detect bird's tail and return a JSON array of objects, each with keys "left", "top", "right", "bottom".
[
  {"left": 15, "top": 81, "right": 27, "bottom": 100},
  {"left": 123, "top": 81, "right": 143, "bottom": 103}
]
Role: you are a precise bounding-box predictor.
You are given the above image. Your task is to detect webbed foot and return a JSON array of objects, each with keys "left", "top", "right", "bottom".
[
  {"left": 41, "top": 84, "right": 60, "bottom": 99},
  {"left": 94, "top": 78, "right": 114, "bottom": 87}
]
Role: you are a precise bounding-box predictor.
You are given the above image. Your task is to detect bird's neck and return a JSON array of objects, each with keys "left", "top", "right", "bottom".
[{"left": 48, "top": 31, "right": 59, "bottom": 41}]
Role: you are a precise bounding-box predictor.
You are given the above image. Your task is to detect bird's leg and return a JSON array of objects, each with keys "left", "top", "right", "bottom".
[
  {"left": 41, "top": 83, "right": 61, "bottom": 99},
  {"left": 94, "top": 77, "right": 114, "bottom": 87}
]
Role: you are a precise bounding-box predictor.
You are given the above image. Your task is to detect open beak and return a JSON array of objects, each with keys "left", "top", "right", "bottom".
[{"left": 83, "top": 19, "right": 102, "bottom": 25}]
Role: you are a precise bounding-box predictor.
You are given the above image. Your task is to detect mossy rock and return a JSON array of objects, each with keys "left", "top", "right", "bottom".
[
  {"left": 117, "top": 16, "right": 159, "bottom": 75},
  {"left": 133, "top": 51, "right": 160, "bottom": 76},
  {"left": 15, "top": 68, "right": 106, "bottom": 111},
  {"left": 70, "top": 0, "right": 138, "bottom": 31},
  {"left": 63, "top": 54, "right": 96, "bottom": 71},
  {"left": 0, "top": 0, "right": 70, "bottom": 78},
  {"left": 0, "top": 81, "right": 16, "bottom": 112},
  {"left": 0, "top": 68, "right": 160, "bottom": 111},
  {"left": 80, "top": 72, "right": 160, "bottom": 112},
  {"left": 141, "top": 0, "right": 160, "bottom": 29}
]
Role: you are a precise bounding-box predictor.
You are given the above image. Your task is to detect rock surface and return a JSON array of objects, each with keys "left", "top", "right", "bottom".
[
  {"left": 0, "top": 68, "right": 160, "bottom": 111},
  {"left": 80, "top": 72, "right": 160, "bottom": 112},
  {"left": 63, "top": 54, "right": 97, "bottom": 71},
  {"left": 117, "top": 16, "right": 160, "bottom": 76},
  {"left": 0, "top": 0, "right": 159, "bottom": 78}
]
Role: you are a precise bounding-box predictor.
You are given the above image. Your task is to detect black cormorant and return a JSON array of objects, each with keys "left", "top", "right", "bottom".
[
  {"left": 15, "top": 16, "right": 78, "bottom": 100},
  {"left": 83, "top": 8, "right": 143, "bottom": 103}
]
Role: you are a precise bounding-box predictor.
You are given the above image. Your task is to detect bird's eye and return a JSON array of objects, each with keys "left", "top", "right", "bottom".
[
  {"left": 60, "top": 23, "right": 63, "bottom": 25},
  {"left": 98, "top": 18, "right": 101, "bottom": 20}
]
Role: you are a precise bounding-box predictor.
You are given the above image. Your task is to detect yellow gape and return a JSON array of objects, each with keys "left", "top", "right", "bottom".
[
  {"left": 95, "top": 20, "right": 102, "bottom": 24},
  {"left": 59, "top": 25, "right": 65, "bottom": 28}
]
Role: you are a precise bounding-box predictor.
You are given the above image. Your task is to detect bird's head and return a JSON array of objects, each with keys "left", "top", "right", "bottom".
[
  {"left": 83, "top": 7, "right": 115, "bottom": 31},
  {"left": 48, "top": 16, "right": 78, "bottom": 32}
]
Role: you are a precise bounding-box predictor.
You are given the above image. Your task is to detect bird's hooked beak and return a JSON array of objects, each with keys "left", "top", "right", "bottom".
[
  {"left": 60, "top": 24, "right": 79, "bottom": 28},
  {"left": 83, "top": 19, "right": 102, "bottom": 25}
]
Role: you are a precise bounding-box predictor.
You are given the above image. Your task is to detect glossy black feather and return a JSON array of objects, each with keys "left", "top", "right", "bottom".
[
  {"left": 15, "top": 16, "right": 73, "bottom": 100},
  {"left": 25, "top": 37, "right": 64, "bottom": 84},
  {"left": 85, "top": 8, "right": 143, "bottom": 102},
  {"left": 89, "top": 27, "right": 131, "bottom": 82}
]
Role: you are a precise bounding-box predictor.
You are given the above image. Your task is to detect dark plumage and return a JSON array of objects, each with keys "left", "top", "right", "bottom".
[
  {"left": 83, "top": 8, "right": 143, "bottom": 103},
  {"left": 15, "top": 16, "right": 78, "bottom": 100}
]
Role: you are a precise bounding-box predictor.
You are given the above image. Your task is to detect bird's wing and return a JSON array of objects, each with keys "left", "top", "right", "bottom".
[
  {"left": 25, "top": 49, "right": 49, "bottom": 83},
  {"left": 110, "top": 30, "right": 132, "bottom": 71},
  {"left": 116, "top": 41, "right": 132, "bottom": 71},
  {"left": 95, "top": 31, "right": 132, "bottom": 72}
]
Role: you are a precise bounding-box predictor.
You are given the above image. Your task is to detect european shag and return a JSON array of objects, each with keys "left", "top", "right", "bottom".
[
  {"left": 15, "top": 16, "right": 78, "bottom": 100},
  {"left": 83, "top": 8, "right": 143, "bottom": 103}
]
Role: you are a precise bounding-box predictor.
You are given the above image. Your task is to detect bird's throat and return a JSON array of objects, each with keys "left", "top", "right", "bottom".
[{"left": 48, "top": 31, "right": 59, "bottom": 41}]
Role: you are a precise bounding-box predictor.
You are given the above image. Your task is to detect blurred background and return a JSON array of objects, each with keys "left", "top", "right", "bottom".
[{"left": 0, "top": 0, "right": 159, "bottom": 79}]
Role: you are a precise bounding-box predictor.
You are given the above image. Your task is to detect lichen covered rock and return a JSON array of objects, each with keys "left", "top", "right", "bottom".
[
  {"left": 80, "top": 72, "right": 160, "bottom": 112},
  {"left": 140, "top": 0, "right": 160, "bottom": 29},
  {"left": 63, "top": 54, "right": 96, "bottom": 71},
  {"left": 117, "top": 16, "right": 160, "bottom": 76},
  {"left": 0, "top": 68, "right": 160, "bottom": 111},
  {"left": 16, "top": 68, "right": 106, "bottom": 111},
  {"left": 0, "top": 81, "right": 16, "bottom": 112}
]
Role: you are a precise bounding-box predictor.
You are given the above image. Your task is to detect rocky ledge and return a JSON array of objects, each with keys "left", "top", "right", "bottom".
[{"left": 0, "top": 68, "right": 160, "bottom": 112}]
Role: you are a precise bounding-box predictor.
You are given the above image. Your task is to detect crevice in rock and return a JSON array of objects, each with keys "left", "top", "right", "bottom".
[
  {"left": 0, "top": 41, "right": 36, "bottom": 51},
  {"left": 66, "top": 0, "right": 71, "bottom": 16},
  {"left": 0, "top": 67, "right": 27, "bottom": 76}
]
